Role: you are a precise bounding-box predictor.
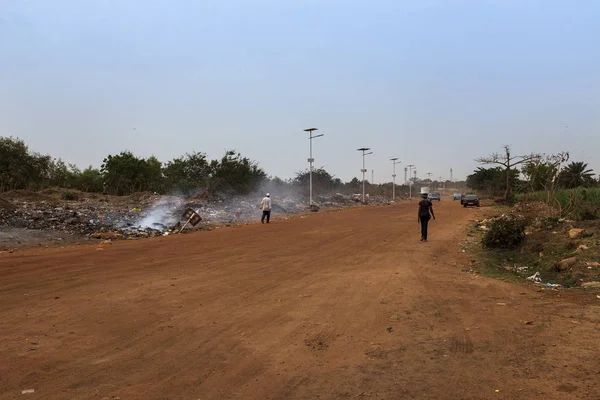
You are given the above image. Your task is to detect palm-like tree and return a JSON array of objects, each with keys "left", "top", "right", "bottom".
[{"left": 560, "top": 161, "right": 595, "bottom": 188}]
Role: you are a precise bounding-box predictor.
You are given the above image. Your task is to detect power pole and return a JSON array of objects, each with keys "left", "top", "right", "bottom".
[
  {"left": 390, "top": 158, "right": 401, "bottom": 201},
  {"left": 357, "top": 148, "right": 373, "bottom": 203},
  {"left": 303, "top": 128, "right": 324, "bottom": 205},
  {"left": 407, "top": 164, "right": 415, "bottom": 199}
]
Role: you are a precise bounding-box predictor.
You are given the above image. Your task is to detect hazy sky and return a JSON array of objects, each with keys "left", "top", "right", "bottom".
[{"left": 1, "top": 0, "right": 599, "bottom": 182}]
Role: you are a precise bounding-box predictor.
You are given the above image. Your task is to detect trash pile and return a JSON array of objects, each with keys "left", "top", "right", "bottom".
[
  {"left": 0, "top": 191, "right": 352, "bottom": 244},
  {"left": 0, "top": 194, "right": 172, "bottom": 239},
  {"left": 0, "top": 189, "right": 397, "bottom": 248},
  {"left": 525, "top": 271, "right": 562, "bottom": 288}
]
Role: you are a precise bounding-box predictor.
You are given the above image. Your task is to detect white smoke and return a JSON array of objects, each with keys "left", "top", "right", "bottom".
[{"left": 135, "top": 196, "right": 186, "bottom": 229}]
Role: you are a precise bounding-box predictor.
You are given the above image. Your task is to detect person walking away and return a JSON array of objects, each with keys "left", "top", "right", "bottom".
[
  {"left": 418, "top": 193, "right": 435, "bottom": 242},
  {"left": 260, "top": 193, "right": 272, "bottom": 224}
]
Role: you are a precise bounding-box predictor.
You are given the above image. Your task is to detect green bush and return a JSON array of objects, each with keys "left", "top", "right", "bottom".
[
  {"left": 61, "top": 191, "right": 79, "bottom": 201},
  {"left": 482, "top": 215, "right": 526, "bottom": 249},
  {"left": 569, "top": 202, "right": 599, "bottom": 221},
  {"left": 543, "top": 216, "right": 562, "bottom": 229}
]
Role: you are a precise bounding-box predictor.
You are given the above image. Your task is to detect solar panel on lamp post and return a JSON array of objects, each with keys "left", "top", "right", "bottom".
[
  {"left": 357, "top": 148, "right": 373, "bottom": 203},
  {"left": 390, "top": 158, "right": 402, "bottom": 201},
  {"left": 303, "top": 128, "right": 323, "bottom": 205}
]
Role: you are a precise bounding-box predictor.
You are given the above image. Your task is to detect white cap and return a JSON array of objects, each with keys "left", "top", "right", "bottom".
[{"left": 266, "top": 193, "right": 270, "bottom": 197}]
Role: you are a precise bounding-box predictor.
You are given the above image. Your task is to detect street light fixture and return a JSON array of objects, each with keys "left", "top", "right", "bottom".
[
  {"left": 390, "top": 158, "right": 402, "bottom": 201},
  {"left": 303, "top": 128, "right": 324, "bottom": 205},
  {"left": 407, "top": 164, "right": 415, "bottom": 199},
  {"left": 357, "top": 148, "right": 373, "bottom": 203}
]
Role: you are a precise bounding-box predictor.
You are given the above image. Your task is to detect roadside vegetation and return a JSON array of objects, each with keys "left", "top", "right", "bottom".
[
  {"left": 466, "top": 145, "right": 600, "bottom": 290},
  {"left": 0, "top": 136, "right": 465, "bottom": 200}
]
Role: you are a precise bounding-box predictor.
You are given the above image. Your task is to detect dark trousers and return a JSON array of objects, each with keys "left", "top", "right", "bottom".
[
  {"left": 261, "top": 210, "right": 271, "bottom": 223},
  {"left": 420, "top": 215, "right": 431, "bottom": 240}
]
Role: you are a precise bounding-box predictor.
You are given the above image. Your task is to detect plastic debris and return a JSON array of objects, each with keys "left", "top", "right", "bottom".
[
  {"left": 21, "top": 389, "right": 34, "bottom": 394},
  {"left": 526, "top": 272, "right": 542, "bottom": 282}
]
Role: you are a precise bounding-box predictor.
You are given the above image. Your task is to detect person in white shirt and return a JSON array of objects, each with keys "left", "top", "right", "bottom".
[{"left": 260, "top": 193, "right": 272, "bottom": 224}]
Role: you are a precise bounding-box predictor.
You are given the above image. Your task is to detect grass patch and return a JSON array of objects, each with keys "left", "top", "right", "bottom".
[
  {"left": 520, "top": 187, "right": 600, "bottom": 207},
  {"left": 466, "top": 212, "right": 600, "bottom": 288},
  {"left": 519, "top": 188, "right": 600, "bottom": 221}
]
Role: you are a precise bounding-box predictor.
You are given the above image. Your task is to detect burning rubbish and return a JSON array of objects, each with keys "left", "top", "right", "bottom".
[{"left": 0, "top": 190, "right": 387, "bottom": 248}]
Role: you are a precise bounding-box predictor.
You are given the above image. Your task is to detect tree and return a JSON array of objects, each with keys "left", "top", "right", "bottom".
[
  {"left": 466, "top": 167, "right": 518, "bottom": 194},
  {"left": 522, "top": 161, "right": 557, "bottom": 192},
  {"left": 209, "top": 150, "right": 267, "bottom": 195},
  {"left": 0, "top": 136, "right": 52, "bottom": 191},
  {"left": 348, "top": 177, "right": 361, "bottom": 188},
  {"left": 46, "top": 158, "right": 86, "bottom": 189},
  {"left": 75, "top": 166, "right": 104, "bottom": 193},
  {"left": 559, "top": 161, "right": 595, "bottom": 189},
  {"left": 521, "top": 152, "right": 569, "bottom": 205},
  {"left": 476, "top": 145, "right": 539, "bottom": 203},
  {"left": 293, "top": 167, "right": 342, "bottom": 197},
  {"left": 163, "top": 152, "right": 211, "bottom": 194},
  {"left": 101, "top": 151, "right": 164, "bottom": 195}
]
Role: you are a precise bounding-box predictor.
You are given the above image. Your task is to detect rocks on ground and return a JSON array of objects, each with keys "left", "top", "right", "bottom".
[
  {"left": 569, "top": 228, "right": 591, "bottom": 240},
  {"left": 554, "top": 257, "right": 578, "bottom": 272}
]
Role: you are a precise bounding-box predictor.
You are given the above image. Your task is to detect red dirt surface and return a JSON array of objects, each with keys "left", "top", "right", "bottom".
[{"left": 1, "top": 202, "right": 599, "bottom": 399}]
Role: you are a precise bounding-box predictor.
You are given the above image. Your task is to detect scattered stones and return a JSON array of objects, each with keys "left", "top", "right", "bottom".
[
  {"left": 554, "top": 257, "right": 578, "bottom": 272},
  {"left": 581, "top": 281, "right": 600, "bottom": 289},
  {"left": 586, "top": 261, "right": 600, "bottom": 268},
  {"left": 569, "top": 228, "right": 589, "bottom": 239}
]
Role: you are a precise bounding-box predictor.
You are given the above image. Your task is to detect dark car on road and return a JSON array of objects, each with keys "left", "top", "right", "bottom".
[{"left": 462, "top": 194, "right": 480, "bottom": 207}]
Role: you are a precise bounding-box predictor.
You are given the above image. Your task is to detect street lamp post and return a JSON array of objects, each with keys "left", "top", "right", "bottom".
[
  {"left": 407, "top": 164, "right": 415, "bottom": 199},
  {"left": 390, "top": 158, "right": 402, "bottom": 201},
  {"left": 357, "top": 148, "right": 373, "bottom": 203},
  {"left": 303, "top": 128, "right": 324, "bottom": 205}
]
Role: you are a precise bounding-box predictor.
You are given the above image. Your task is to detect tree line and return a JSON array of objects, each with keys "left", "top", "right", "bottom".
[
  {"left": 0, "top": 135, "right": 471, "bottom": 198},
  {"left": 467, "top": 145, "right": 598, "bottom": 202},
  {"left": 5, "top": 136, "right": 454, "bottom": 198},
  {"left": 0, "top": 136, "right": 268, "bottom": 196}
]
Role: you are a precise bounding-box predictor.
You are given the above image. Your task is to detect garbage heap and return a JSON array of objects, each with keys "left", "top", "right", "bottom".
[{"left": 0, "top": 190, "right": 390, "bottom": 244}]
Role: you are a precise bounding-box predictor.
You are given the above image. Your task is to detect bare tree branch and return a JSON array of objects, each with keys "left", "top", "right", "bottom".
[{"left": 475, "top": 145, "right": 542, "bottom": 203}]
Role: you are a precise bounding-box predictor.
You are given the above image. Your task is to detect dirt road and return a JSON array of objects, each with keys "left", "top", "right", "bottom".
[{"left": 1, "top": 202, "right": 599, "bottom": 399}]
